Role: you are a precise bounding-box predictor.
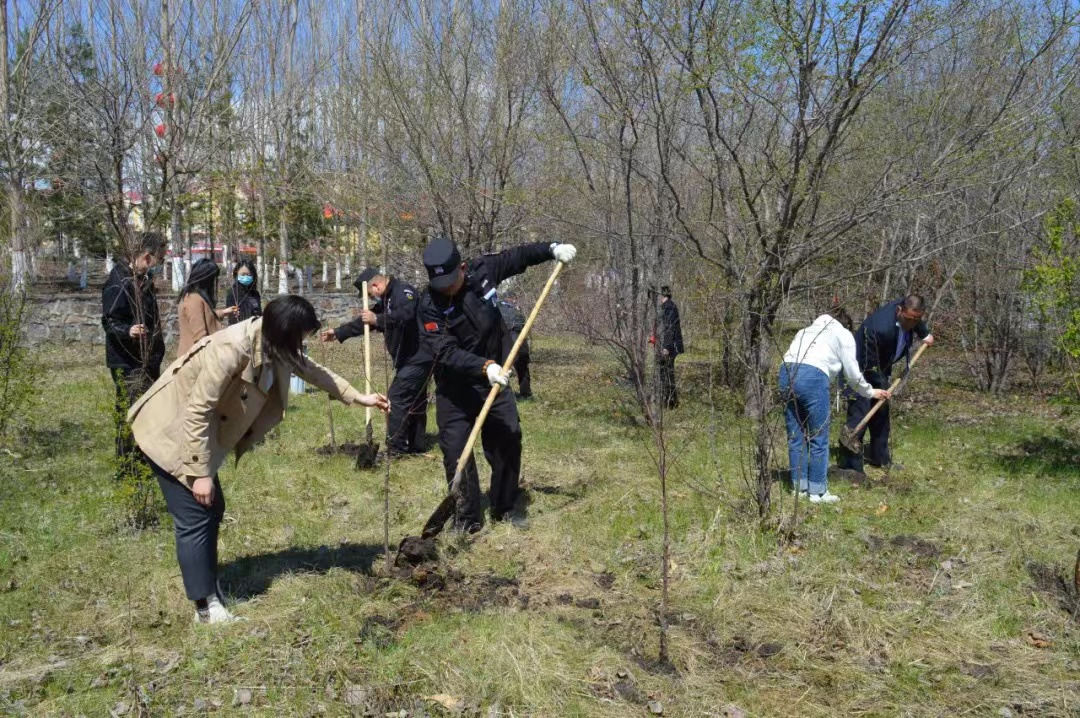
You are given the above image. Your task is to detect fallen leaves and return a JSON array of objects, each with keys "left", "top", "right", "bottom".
[
  {"left": 875, "top": 503, "right": 889, "bottom": 517},
  {"left": 425, "top": 694, "right": 465, "bottom": 711},
  {"left": 1026, "top": 631, "right": 1053, "bottom": 649}
]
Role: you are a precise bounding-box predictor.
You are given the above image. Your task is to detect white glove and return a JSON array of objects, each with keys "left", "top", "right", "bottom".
[
  {"left": 551, "top": 243, "right": 577, "bottom": 264},
  {"left": 486, "top": 363, "right": 509, "bottom": 387}
]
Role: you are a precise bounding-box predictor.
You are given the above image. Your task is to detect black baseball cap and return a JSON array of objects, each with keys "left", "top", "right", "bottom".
[
  {"left": 423, "top": 236, "right": 462, "bottom": 291},
  {"left": 352, "top": 267, "right": 379, "bottom": 292}
]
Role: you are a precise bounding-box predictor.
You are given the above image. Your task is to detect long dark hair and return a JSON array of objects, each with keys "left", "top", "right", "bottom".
[
  {"left": 261, "top": 295, "right": 320, "bottom": 364},
  {"left": 180, "top": 258, "right": 220, "bottom": 308}
]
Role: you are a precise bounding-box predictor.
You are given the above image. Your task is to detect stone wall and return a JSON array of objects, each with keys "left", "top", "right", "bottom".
[{"left": 23, "top": 291, "right": 363, "bottom": 348}]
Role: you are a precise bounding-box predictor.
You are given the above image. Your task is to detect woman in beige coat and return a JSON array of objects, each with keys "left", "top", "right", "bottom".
[
  {"left": 177, "top": 258, "right": 238, "bottom": 356},
  {"left": 129, "top": 295, "right": 389, "bottom": 624}
]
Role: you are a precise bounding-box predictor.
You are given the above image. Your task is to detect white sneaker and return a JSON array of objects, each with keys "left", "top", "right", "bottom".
[
  {"left": 194, "top": 596, "right": 246, "bottom": 625},
  {"left": 792, "top": 490, "right": 810, "bottom": 499},
  {"left": 808, "top": 492, "right": 840, "bottom": 504}
]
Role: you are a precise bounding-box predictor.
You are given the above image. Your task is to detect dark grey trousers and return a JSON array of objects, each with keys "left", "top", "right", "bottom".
[{"left": 151, "top": 460, "right": 225, "bottom": 601}]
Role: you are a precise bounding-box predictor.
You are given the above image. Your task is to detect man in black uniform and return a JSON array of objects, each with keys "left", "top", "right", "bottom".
[
  {"left": 320, "top": 268, "right": 433, "bottom": 456},
  {"left": 655, "top": 285, "right": 684, "bottom": 409},
  {"left": 497, "top": 296, "right": 532, "bottom": 399},
  {"left": 101, "top": 232, "right": 166, "bottom": 462},
  {"left": 418, "top": 235, "right": 576, "bottom": 531},
  {"left": 837, "top": 294, "right": 935, "bottom": 473}
]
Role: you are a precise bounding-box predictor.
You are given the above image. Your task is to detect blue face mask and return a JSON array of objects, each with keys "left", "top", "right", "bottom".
[{"left": 238, "top": 275, "right": 254, "bottom": 286}]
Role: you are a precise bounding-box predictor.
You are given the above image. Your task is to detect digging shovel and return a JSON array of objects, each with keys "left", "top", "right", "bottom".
[
  {"left": 417, "top": 260, "right": 565, "bottom": 540},
  {"left": 355, "top": 280, "right": 380, "bottom": 469},
  {"left": 839, "top": 342, "right": 929, "bottom": 454}
]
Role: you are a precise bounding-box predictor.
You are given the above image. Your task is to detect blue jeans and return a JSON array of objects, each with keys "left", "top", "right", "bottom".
[{"left": 778, "top": 363, "right": 831, "bottom": 494}]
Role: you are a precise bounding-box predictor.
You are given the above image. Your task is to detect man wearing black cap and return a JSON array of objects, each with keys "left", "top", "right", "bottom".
[
  {"left": 418, "top": 234, "right": 576, "bottom": 531},
  {"left": 320, "top": 268, "right": 433, "bottom": 456},
  {"left": 655, "top": 285, "right": 684, "bottom": 409}
]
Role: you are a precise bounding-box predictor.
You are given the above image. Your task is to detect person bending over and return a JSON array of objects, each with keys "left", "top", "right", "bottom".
[{"left": 129, "top": 296, "right": 389, "bottom": 624}]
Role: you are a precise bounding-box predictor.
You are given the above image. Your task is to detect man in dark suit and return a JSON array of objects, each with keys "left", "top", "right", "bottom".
[
  {"left": 101, "top": 232, "right": 166, "bottom": 463},
  {"left": 656, "top": 285, "right": 684, "bottom": 409},
  {"left": 837, "top": 294, "right": 935, "bottom": 473}
]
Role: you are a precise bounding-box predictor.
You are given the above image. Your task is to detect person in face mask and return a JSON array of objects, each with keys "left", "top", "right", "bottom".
[{"left": 225, "top": 260, "right": 262, "bottom": 325}]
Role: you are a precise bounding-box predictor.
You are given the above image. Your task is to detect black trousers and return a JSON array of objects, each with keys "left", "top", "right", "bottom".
[
  {"left": 435, "top": 384, "right": 522, "bottom": 527},
  {"left": 514, "top": 341, "right": 531, "bottom": 397},
  {"left": 151, "top": 460, "right": 225, "bottom": 602},
  {"left": 657, "top": 354, "right": 678, "bottom": 408},
  {"left": 111, "top": 366, "right": 159, "bottom": 461},
  {"left": 386, "top": 362, "right": 431, "bottom": 454},
  {"left": 837, "top": 392, "right": 891, "bottom": 472}
]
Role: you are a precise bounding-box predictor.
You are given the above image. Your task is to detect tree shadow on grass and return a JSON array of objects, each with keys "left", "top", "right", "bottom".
[
  {"left": 219, "top": 542, "right": 382, "bottom": 600},
  {"left": 19, "top": 420, "right": 97, "bottom": 459},
  {"left": 995, "top": 426, "right": 1080, "bottom": 479}
]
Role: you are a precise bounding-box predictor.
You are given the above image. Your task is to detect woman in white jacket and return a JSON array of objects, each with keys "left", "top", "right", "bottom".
[{"left": 779, "top": 309, "right": 890, "bottom": 503}]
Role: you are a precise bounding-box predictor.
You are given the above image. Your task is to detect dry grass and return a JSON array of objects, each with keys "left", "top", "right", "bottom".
[{"left": 1, "top": 336, "right": 1079, "bottom": 716}]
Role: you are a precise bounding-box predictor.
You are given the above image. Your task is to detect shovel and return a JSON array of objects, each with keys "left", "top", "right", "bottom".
[
  {"left": 414, "top": 260, "right": 565, "bottom": 543},
  {"left": 839, "top": 342, "right": 929, "bottom": 454},
  {"left": 355, "top": 280, "right": 380, "bottom": 469}
]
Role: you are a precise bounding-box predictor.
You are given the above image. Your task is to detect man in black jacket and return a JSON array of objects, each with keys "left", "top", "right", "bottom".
[
  {"left": 497, "top": 296, "right": 531, "bottom": 399},
  {"left": 320, "top": 268, "right": 433, "bottom": 456},
  {"left": 655, "top": 286, "right": 684, "bottom": 409},
  {"left": 101, "top": 232, "right": 166, "bottom": 461},
  {"left": 837, "top": 294, "right": 935, "bottom": 473},
  {"left": 418, "top": 235, "right": 576, "bottom": 531}
]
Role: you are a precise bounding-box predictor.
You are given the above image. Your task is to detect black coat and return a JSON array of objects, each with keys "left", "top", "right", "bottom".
[
  {"left": 855, "top": 298, "right": 930, "bottom": 388},
  {"left": 101, "top": 263, "right": 166, "bottom": 371},
  {"left": 335, "top": 277, "right": 430, "bottom": 369},
  {"left": 225, "top": 283, "right": 263, "bottom": 324},
  {"left": 660, "top": 299, "right": 685, "bottom": 356},
  {"left": 418, "top": 242, "right": 553, "bottom": 388}
]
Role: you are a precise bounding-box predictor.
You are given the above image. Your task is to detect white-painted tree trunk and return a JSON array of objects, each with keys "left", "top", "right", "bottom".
[
  {"left": 335, "top": 261, "right": 341, "bottom": 290},
  {"left": 73, "top": 239, "right": 81, "bottom": 259},
  {"left": 223, "top": 245, "right": 229, "bottom": 269},
  {"left": 256, "top": 254, "right": 263, "bottom": 288},
  {"left": 172, "top": 257, "right": 184, "bottom": 291},
  {"left": 66, "top": 261, "right": 76, "bottom": 282},
  {"left": 105, "top": 250, "right": 114, "bottom": 274},
  {"left": 322, "top": 261, "right": 327, "bottom": 285},
  {"left": 278, "top": 262, "right": 288, "bottom": 295},
  {"left": 344, "top": 254, "right": 351, "bottom": 278},
  {"left": 184, "top": 258, "right": 192, "bottom": 282},
  {"left": 10, "top": 250, "right": 28, "bottom": 293},
  {"left": 80, "top": 257, "right": 88, "bottom": 290}
]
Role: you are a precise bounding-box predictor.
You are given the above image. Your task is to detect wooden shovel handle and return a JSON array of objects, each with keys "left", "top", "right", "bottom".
[
  {"left": 448, "top": 261, "right": 565, "bottom": 483},
  {"left": 362, "top": 281, "right": 372, "bottom": 427},
  {"left": 852, "top": 342, "right": 929, "bottom": 434}
]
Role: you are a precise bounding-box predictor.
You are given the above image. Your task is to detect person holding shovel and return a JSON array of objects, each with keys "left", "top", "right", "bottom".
[
  {"left": 836, "top": 295, "right": 934, "bottom": 475},
  {"left": 320, "top": 268, "right": 433, "bottom": 457},
  {"left": 780, "top": 309, "right": 891, "bottom": 503},
  {"left": 418, "top": 234, "right": 576, "bottom": 532},
  {"left": 128, "top": 296, "right": 389, "bottom": 624}
]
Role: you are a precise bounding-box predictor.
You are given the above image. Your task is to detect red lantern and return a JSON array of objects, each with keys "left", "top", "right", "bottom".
[
  {"left": 153, "top": 62, "right": 164, "bottom": 76},
  {"left": 322, "top": 204, "right": 334, "bottom": 219},
  {"left": 154, "top": 123, "right": 167, "bottom": 138},
  {"left": 154, "top": 92, "right": 176, "bottom": 107}
]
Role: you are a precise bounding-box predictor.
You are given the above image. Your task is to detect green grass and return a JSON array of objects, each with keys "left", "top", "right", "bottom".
[{"left": 2, "top": 336, "right": 1079, "bottom": 716}]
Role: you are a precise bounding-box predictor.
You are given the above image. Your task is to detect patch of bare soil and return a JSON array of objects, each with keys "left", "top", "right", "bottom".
[
  {"left": 1027, "top": 561, "right": 1080, "bottom": 618},
  {"left": 314, "top": 442, "right": 371, "bottom": 457},
  {"left": 401, "top": 567, "right": 529, "bottom": 613},
  {"left": 705, "top": 634, "right": 785, "bottom": 666},
  {"left": 888, "top": 534, "right": 941, "bottom": 558}
]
